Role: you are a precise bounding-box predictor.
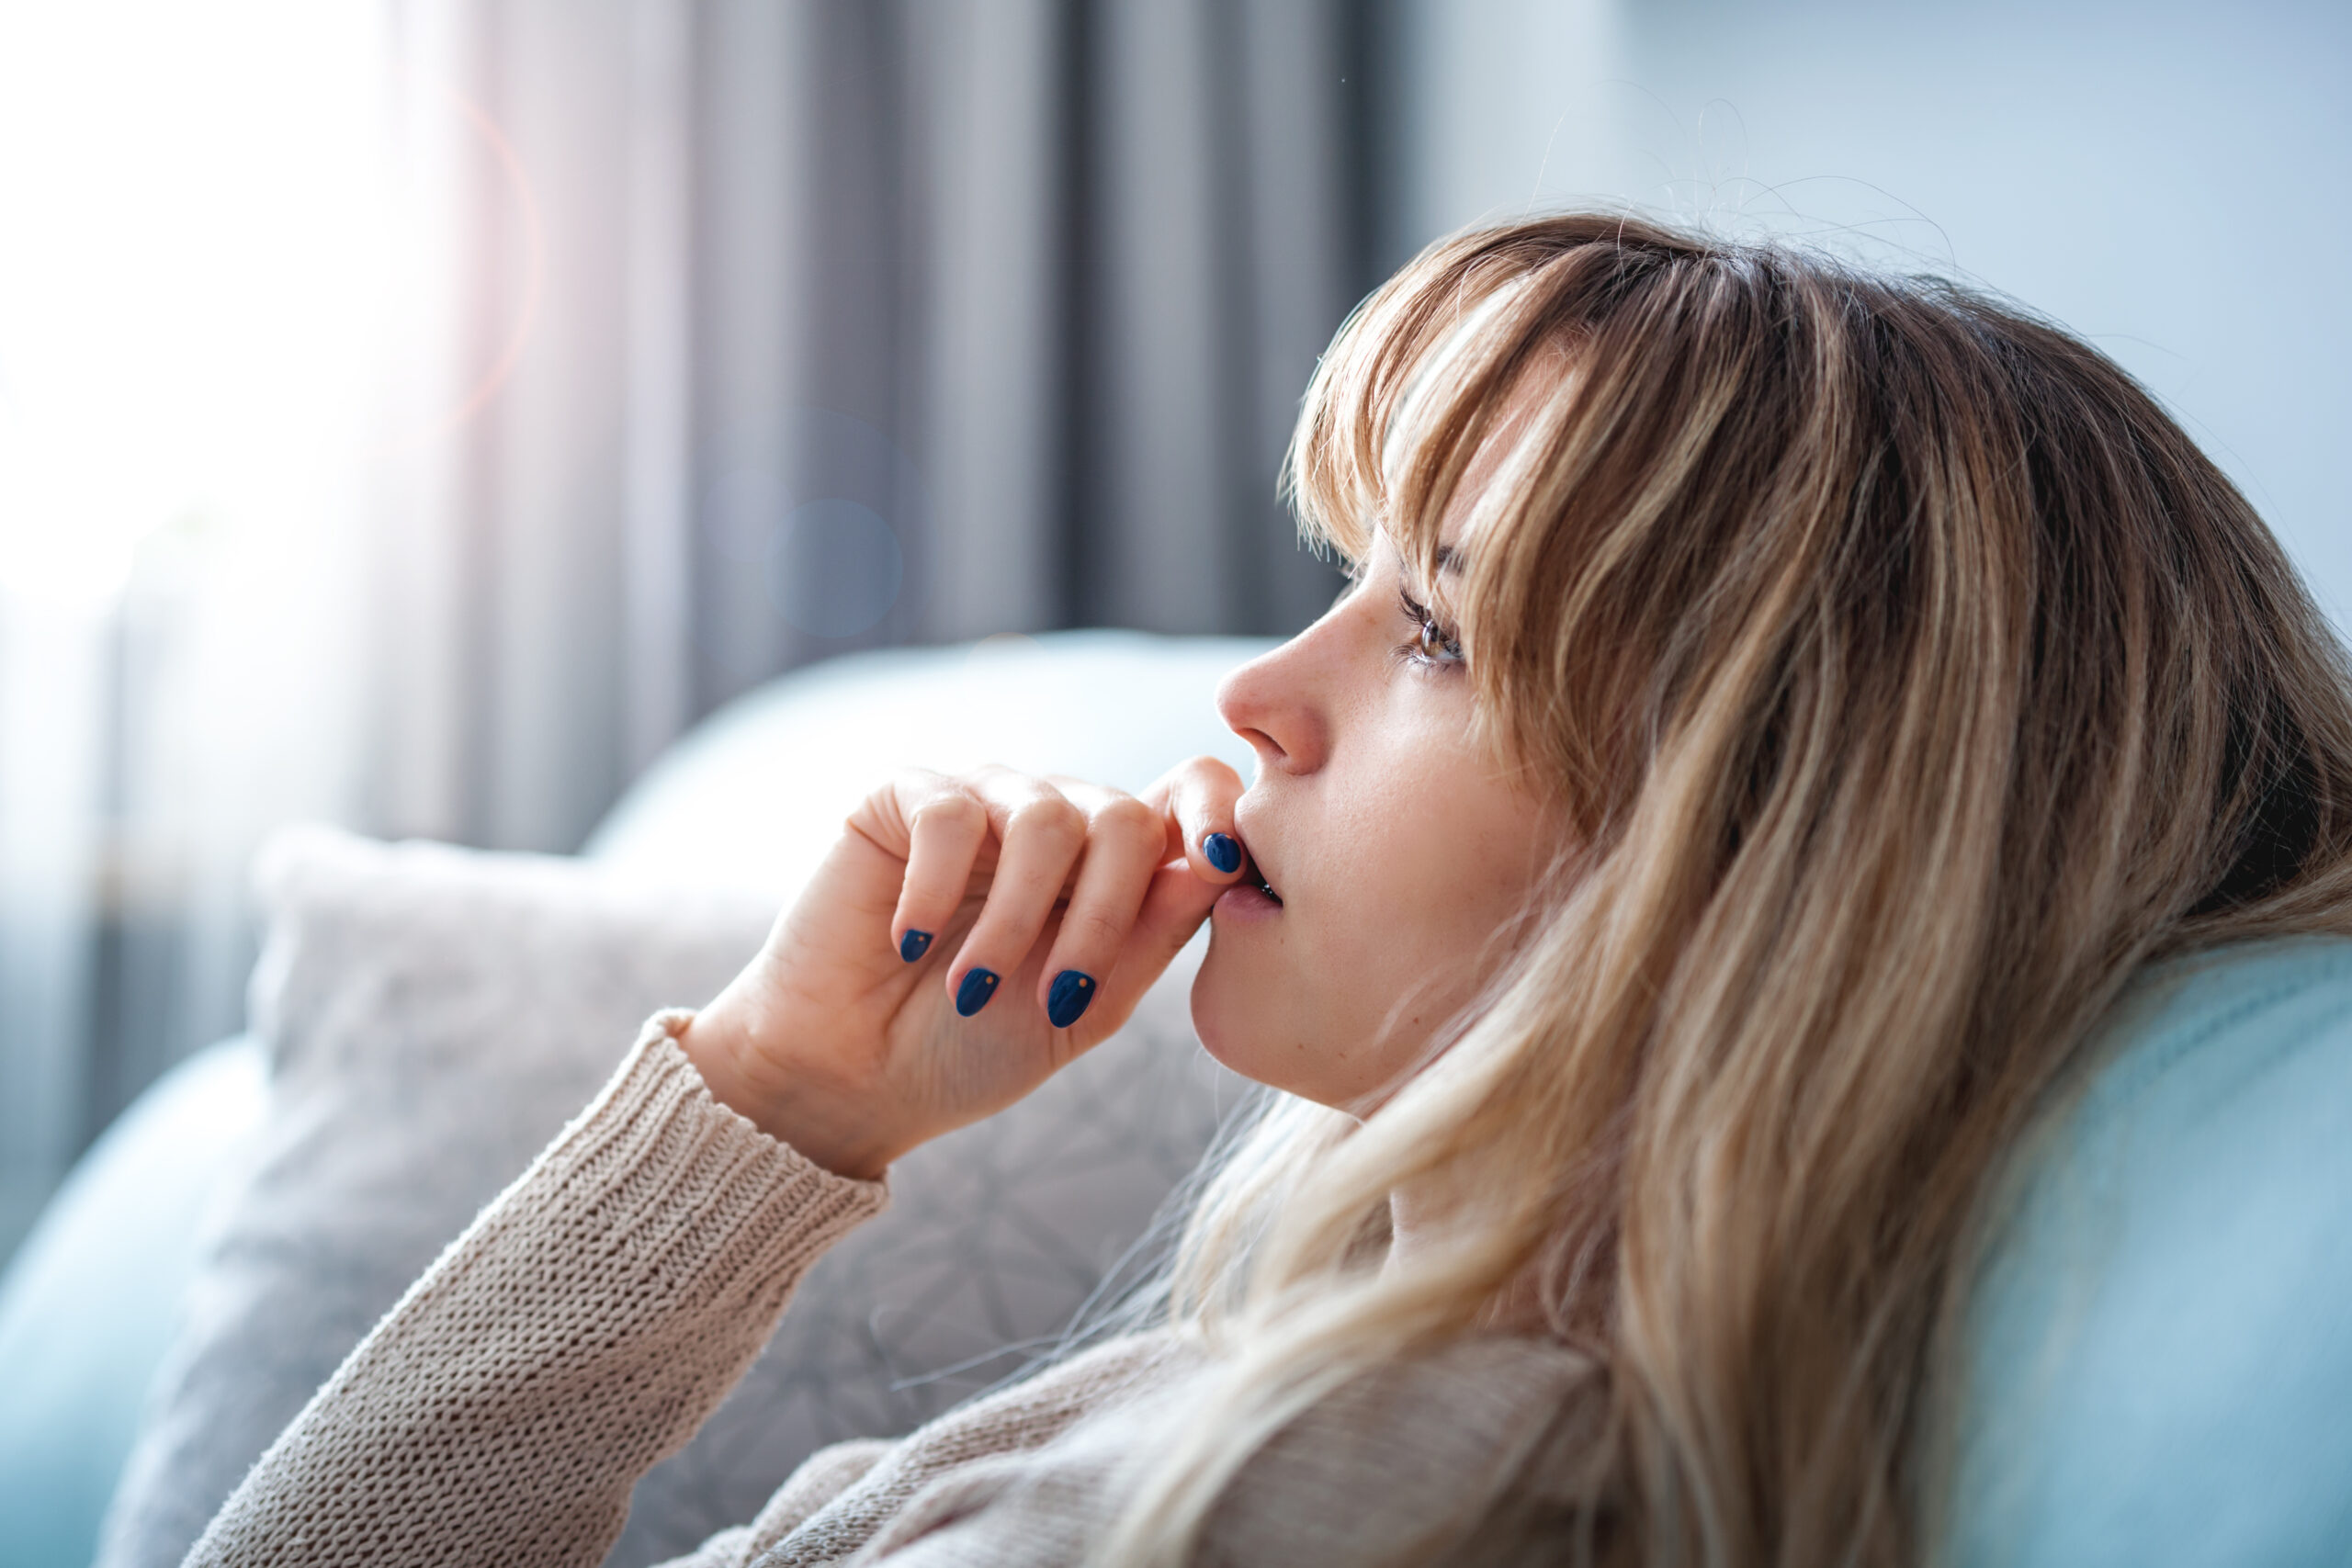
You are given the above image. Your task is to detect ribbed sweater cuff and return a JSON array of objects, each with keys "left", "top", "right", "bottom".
[
  {"left": 185, "top": 1010, "right": 889, "bottom": 1568},
  {"left": 520, "top": 1008, "right": 892, "bottom": 1304}
]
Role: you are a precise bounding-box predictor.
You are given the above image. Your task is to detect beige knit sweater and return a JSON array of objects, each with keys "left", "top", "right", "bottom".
[{"left": 187, "top": 1012, "right": 1603, "bottom": 1567}]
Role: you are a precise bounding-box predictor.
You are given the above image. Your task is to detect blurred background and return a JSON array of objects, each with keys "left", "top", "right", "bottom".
[{"left": 0, "top": 0, "right": 2345, "bottom": 1264}]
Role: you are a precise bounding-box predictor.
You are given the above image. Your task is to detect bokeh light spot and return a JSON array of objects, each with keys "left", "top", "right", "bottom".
[{"left": 769, "top": 499, "right": 902, "bottom": 638}]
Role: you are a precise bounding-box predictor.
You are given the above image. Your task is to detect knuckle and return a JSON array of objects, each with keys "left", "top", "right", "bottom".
[
  {"left": 967, "top": 762, "right": 1032, "bottom": 794},
  {"left": 1011, "top": 796, "right": 1086, "bottom": 845},
  {"left": 912, "top": 791, "right": 986, "bottom": 833},
  {"left": 1095, "top": 795, "right": 1158, "bottom": 840},
  {"left": 1174, "top": 754, "right": 1241, "bottom": 799}
]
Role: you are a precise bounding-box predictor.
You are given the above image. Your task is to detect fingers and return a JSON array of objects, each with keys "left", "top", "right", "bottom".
[
  {"left": 1145, "top": 755, "right": 1250, "bottom": 887},
  {"left": 1030, "top": 784, "right": 1163, "bottom": 1029},
  {"left": 944, "top": 772, "right": 1089, "bottom": 1018},
  {"left": 1080, "top": 856, "right": 1228, "bottom": 1032},
  {"left": 860, "top": 760, "right": 1246, "bottom": 1035},
  {"left": 880, "top": 771, "right": 992, "bottom": 966},
  {"left": 1028, "top": 755, "right": 1248, "bottom": 1043}
]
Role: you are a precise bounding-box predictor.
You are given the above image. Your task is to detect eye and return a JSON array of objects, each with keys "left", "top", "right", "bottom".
[
  {"left": 1397, "top": 589, "right": 1465, "bottom": 667},
  {"left": 1415, "top": 616, "right": 1464, "bottom": 663}
]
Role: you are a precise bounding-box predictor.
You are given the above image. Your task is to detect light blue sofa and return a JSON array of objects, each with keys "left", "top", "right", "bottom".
[{"left": 4, "top": 632, "right": 2350, "bottom": 1567}]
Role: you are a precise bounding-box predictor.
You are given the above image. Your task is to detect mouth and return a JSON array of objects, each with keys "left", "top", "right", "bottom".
[
  {"left": 1214, "top": 808, "right": 1283, "bottom": 923},
  {"left": 1214, "top": 868, "right": 1283, "bottom": 923}
]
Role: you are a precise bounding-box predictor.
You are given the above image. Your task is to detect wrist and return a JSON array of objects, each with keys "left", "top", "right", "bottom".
[{"left": 674, "top": 998, "right": 896, "bottom": 1182}]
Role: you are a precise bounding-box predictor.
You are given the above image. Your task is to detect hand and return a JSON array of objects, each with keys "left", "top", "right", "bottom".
[{"left": 677, "top": 760, "right": 1249, "bottom": 1179}]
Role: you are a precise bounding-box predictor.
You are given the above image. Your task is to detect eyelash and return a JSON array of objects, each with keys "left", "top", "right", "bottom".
[{"left": 1396, "top": 588, "right": 1464, "bottom": 667}]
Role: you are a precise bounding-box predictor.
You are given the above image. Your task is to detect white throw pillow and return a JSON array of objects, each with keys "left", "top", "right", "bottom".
[{"left": 95, "top": 827, "right": 1241, "bottom": 1568}]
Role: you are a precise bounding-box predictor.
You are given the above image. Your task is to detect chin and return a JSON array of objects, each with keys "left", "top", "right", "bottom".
[
  {"left": 1188, "top": 935, "right": 1351, "bottom": 1105},
  {"left": 1186, "top": 936, "right": 1245, "bottom": 1067},
  {"left": 1187, "top": 932, "right": 1287, "bottom": 1089}
]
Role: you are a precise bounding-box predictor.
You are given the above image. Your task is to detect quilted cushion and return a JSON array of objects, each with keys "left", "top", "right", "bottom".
[
  {"left": 96, "top": 631, "right": 1267, "bottom": 1568},
  {"left": 91, "top": 830, "right": 1242, "bottom": 1568}
]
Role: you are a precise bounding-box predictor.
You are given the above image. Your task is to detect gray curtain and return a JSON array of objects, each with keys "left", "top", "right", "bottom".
[
  {"left": 367, "top": 0, "right": 1383, "bottom": 856},
  {"left": 0, "top": 0, "right": 1393, "bottom": 1262}
]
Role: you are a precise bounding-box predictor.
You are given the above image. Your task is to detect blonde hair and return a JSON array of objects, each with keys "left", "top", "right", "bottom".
[{"left": 1098, "top": 213, "right": 2352, "bottom": 1567}]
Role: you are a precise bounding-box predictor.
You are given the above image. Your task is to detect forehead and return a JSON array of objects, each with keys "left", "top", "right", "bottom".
[
  {"left": 1363, "top": 527, "right": 1466, "bottom": 603},
  {"left": 1303, "top": 265, "right": 1573, "bottom": 576},
  {"left": 1376, "top": 362, "right": 1560, "bottom": 580}
]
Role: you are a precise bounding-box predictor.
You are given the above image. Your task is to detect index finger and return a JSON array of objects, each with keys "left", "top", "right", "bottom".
[{"left": 1141, "top": 756, "right": 1249, "bottom": 886}]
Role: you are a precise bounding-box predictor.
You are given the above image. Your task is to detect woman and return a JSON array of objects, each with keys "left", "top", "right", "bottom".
[{"left": 189, "top": 214, "right": 2352, "bottom": 1567}]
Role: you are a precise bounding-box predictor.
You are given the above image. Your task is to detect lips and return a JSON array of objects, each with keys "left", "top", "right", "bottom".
[{"left": 1219, "top": 806, "right": 1283, "bottom": 919}]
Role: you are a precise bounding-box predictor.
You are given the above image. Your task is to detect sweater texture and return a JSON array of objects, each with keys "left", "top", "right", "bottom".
[{"left": 187, "top": 1012, "right": 1603, "bottom": 1567}]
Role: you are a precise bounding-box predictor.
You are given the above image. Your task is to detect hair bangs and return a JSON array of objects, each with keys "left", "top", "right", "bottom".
[
  {"left": 1285, "top": 242, "right": 1568, "bottom": 577},
  {"left": 1109, "top": 210, "right": 2352, "bottom": 1568}
]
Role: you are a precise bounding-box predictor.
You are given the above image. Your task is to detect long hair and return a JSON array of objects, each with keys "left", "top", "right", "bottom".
[{"left": 1094, "top": 213, "right": 2352, "bottom": 1567}]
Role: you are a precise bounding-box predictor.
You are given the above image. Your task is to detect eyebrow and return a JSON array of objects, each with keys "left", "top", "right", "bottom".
[{"left": 1367, "top": 525, "right": 1467, "bottom": 578}]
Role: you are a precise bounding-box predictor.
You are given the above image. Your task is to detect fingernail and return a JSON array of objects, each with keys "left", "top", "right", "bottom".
[
  {"left": 1046, "top": 970, "right": 1097, "bottom": 1029},
  {"left": 956, "top": 967, "right": 1001, "bottom": 1017},
  {"left": 1202, "top": 832, "right": 1242, "bottom": 874},
  {"left": 899, "top": 929, "right": 933, "bottom": 964}
]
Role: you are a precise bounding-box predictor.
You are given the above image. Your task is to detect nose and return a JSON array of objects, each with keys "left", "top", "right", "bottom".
[{"left": 1216, "top": 623, "right": 1333, "bottom": 776}]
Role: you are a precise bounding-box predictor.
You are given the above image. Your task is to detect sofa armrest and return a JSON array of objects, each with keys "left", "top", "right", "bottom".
[{"left": 0, "top": 1038, "right": 266, "bottom": 1568}]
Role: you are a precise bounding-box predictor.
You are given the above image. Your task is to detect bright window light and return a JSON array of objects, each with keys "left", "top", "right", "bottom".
[{"left": 0, "top": 0, "right": 388, "bottom": 606}]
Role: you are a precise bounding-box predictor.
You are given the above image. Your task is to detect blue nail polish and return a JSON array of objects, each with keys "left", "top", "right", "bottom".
[
  {"left": 956, "top": 967, "right": 1001, "bottom": 1017},
  {"left": 1046, "top": 970, "right": 1097, "bottom": 1029},
  {"left": 1203, "top": 832, "right": 1242, "bottom": 874},
  {"left": 899, "top": 929, "right": 933, "bottom": 963}
]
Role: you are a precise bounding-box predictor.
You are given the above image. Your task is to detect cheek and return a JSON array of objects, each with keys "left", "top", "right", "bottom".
[
  {"left": 1329, "top": 751, "right": 1540, "bottom": 950},
  {"left": 1330, "top": 786, "right": 1543, "bottom": 1035}
]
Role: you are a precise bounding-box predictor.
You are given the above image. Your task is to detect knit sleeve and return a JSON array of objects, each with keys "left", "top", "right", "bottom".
[{"left": 185, "top": 1010, "right": 890, "bottom": 1568}]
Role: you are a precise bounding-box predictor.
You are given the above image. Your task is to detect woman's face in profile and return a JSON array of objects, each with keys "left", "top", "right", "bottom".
[{"left": 1195, "top": 527, "right": 1557, "bottom": 1113}]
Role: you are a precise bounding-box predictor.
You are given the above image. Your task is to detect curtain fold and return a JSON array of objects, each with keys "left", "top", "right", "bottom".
[
  {"left": 2, "top": 0, "right": 1388, "bottom": 1251},
  {"left": 0, "top": 0, "right": 1383, "bottom": 1250},
  {"left": 0, "top": 0, "right": 389, "bottom": 1255},
  {"left": 367, "top": 0, "right": 1376, "bottom": 857}
]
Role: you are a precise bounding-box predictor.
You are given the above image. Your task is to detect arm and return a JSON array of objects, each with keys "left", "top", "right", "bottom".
[
  {"left": 188, "top": 760, "right": 1245, "bottom": 1567},
  {"left": 185, "top": 1013, "right": 886, "bottom": 1568}
]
